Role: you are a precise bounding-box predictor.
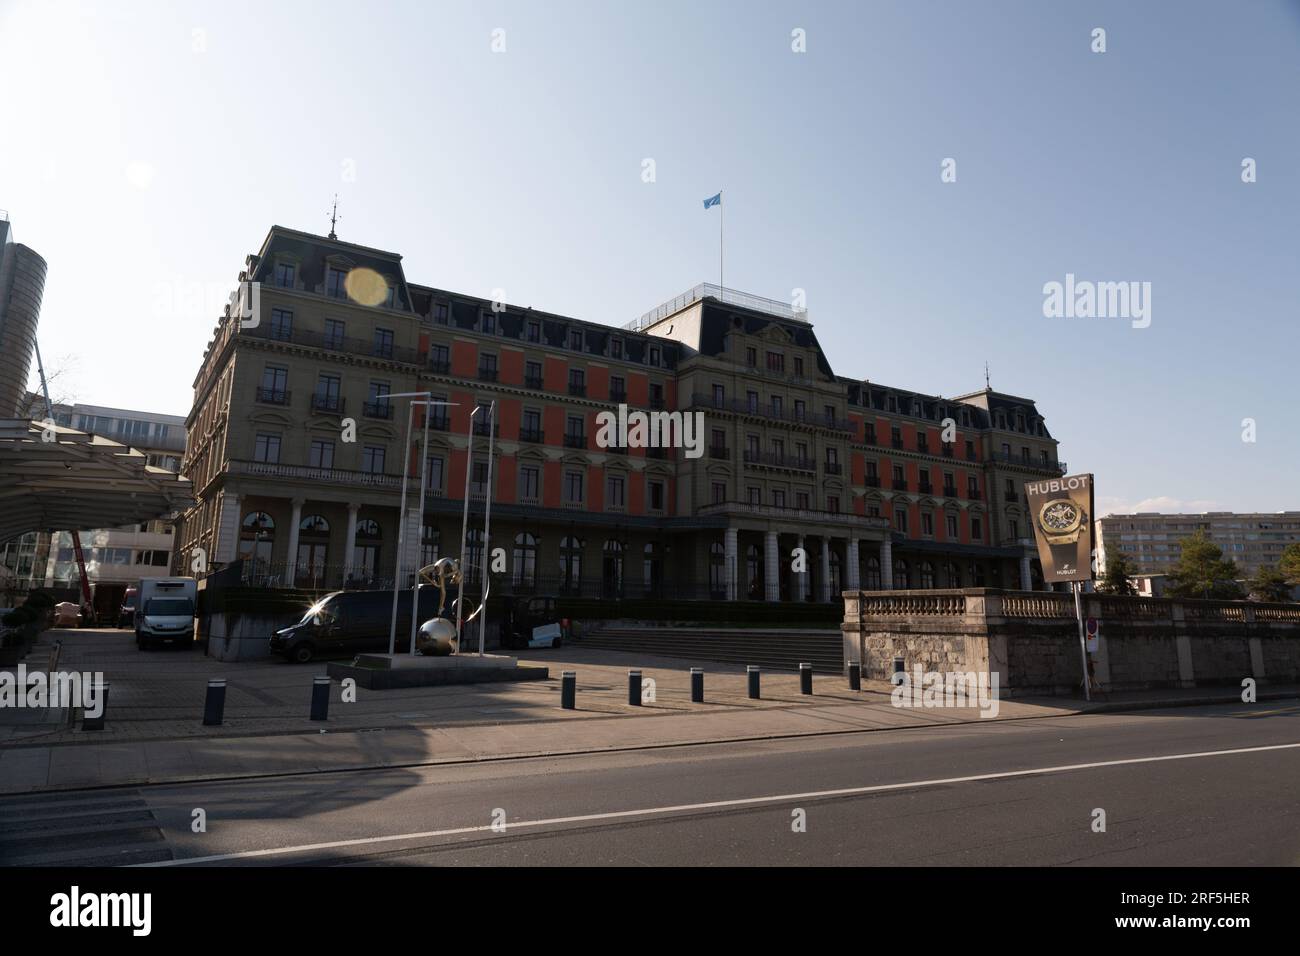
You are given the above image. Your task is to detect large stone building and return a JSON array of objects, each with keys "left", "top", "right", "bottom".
[
  {"left": 1096, "top": 512, "right": 1300, "bottom": 579},
  {"left": 173, "top": 225, "right": 1068, "bottom": 601}
]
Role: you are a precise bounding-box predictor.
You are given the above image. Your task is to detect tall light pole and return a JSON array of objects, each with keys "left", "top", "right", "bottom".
[{"left": 384, "top": 392, "right": 455, "bottom": 656}]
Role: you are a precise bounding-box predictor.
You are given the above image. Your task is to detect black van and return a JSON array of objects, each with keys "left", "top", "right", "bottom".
[{"left": 270, "top": 587, "right": 443, "bottom": 663}]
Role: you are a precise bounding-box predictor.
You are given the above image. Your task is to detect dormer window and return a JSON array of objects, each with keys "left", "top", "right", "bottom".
[
  {"left": 527, "top": 321, "right": 541, "bottom": 343},
  {"left": 274, "top": 262, "right": 295, "bottom": 289},
  {"left": 649, "top": 346, "right": 661, "bottom": 367},
  {"left": 610, "top": 337, "right": 623, "bottom": 359},
  {"left": 385, "top": 285, "right": 396, "bottom": 308},
  {"left": 569, "top": 329, "right": 583, "bottom": 351},
  {"left": 434, "top": 302, "right": 449, "bottom": 325},
  {"left": 482, "top": 311, "right": 497, "bottom": 334}
]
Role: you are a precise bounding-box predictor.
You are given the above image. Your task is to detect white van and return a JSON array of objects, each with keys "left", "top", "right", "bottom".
[{"left": 135, "top": 577, "right": 197, "bottom": 650}]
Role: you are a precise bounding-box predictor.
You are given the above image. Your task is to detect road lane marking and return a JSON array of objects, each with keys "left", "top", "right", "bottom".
[{"left": 140, "top": 740, "right": 1300, "bottom": 866}]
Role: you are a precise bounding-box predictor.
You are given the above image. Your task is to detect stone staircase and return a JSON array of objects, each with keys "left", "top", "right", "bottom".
[{"left": 575, "top": 625, "right": 845, "bottom": 673}]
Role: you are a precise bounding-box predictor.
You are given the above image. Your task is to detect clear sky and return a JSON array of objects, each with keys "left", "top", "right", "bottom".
[{"left": 3, "top": 0, "right": 1297, "bottom": 515}]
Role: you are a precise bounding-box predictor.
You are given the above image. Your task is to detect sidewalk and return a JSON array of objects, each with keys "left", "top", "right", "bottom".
[{"left": 2, "top": 628, "right": 1294, "bottom": 794}]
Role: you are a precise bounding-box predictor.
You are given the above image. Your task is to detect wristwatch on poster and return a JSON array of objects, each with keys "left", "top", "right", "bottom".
[{"left": 1038, "top": 498, "right": 1085, "bottom": 545}]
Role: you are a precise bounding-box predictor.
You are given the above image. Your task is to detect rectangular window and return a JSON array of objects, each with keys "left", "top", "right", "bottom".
[
  {"left": 649, "top": 346, "right": 661, "bottom": 367},
  {"left": 922, "top": 513, "right": 934, "bottom": 536},
  {"left": 648, "top": 480, "right": 665, "bottom": 511},
  {"left": 794, "top": 357, "right": 804, "bottom": 376},
  {"left": 309, "top": 440, "right": 334, "bottom": 469},
  {"left": 745, "top": 347, "right": 757, "bottom": 367},
  {"left": 748, "top": 486, "right": 761, "bottom": 505},
  {"left": 568, "top": 368, "right": 586, "bottom": 395},
  {"left": 362, "top": 445, "right": 386, "bottom": 474},
  {"left": 471, "top": 459, "right": 490, "bottom": 496},
  {"left": 827, "top": 495, "right": 840, "bottom": 513},
  {"left": 770, "top": 395, "right": 783, "bottom": 416},
  {"left": 971, "top": 517, "right": 983, "bottom": 541},
  {"left": 565, "top": 470, "right": 584, "bottom": 504},
  {"left": 429, "top": 343, "right": 449, "bottom": 371},
  {"left": 274, "top": 262, "right": 295, "bottom": 288},
  {"left": 482, "top": 311, "right": 496, "bottom": 334},
  {"left": 569, "top": 329, "right": 583, "bottom": 350},
  {"left": 794, "top": 399, "right": 806, "bottom": 420},
  {"left": 747, "top": 390, "right": 759, "bottom": 412},
  {"left": 946, "top": 514, "right": 959, "bottom": 538},
  {"left": 520, "top": 465, "right": 540, "bottom": 500},
  {"left": 479, "top": 353, "right": 499, "bottom": 380},
  {"left": 426, "top": 455, "right": 445, "bottom": 489},
  {"left": 712, "top": 384, "right": 725, "bottom": 407},
  {"left": 327, "top": 267, "right": 348, "bottom": 299},
  {"left": 895, "top": 509, "right": 909, "bottom": 533},
  {"left": 253, "top": 433, "right": 280, "bottom": 463},
  {"left": 434, "top": 302, "right": 449, "bottom": 324},
  {"left": 270, "top": 308, "right": 293, "bottom": 341},
  {"left": 650, "top": 382, "right": 664, "bottom": 407},
  {"left": 795, "top": 491, "right": 810, "bottom": 510},
  {"left": 1010, "top": 519, "right": 1020, "bottom": 539},
  {"left": 525, "top": 361, "right": 543, "bottom": 387},
  {"left": 609, "top": 375, "right": 626, "bottom": 400},
  {"left": 766, "top": 351, "right": 784, "bottom": 373},
  {"left": 773, "top": 489, "right": 786, "bottom": 508},
  {"left": 712, "top": 482, "right": 726, "bottom": 505},
  {"left": 527, "top": 321, "right": 541, "bottom": 343},
  {"left": 324, "top": 319, "right": 345, "bottom": 349},
  {"left": 372, "top": 328, "right": 394, "bottom": 359},
  {"left": 606, "top": 474, "right": 625, "bottom": 507},
  {"left": 610, "top": 337, "right": 623, "bottom": 359}
]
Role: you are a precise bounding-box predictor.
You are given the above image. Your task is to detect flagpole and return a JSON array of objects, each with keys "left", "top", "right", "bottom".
[{"left": 719, "top": 191, "right": 724, "bottom": 295}]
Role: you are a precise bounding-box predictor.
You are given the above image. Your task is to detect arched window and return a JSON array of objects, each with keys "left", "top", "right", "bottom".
[
  {"left": 746, "top": 544, "right": 764, "bottom": 600},
  {"left": 602, "top": 540, "right": 625, "bottom": 598},
  {"left": 643, "top": 542, "right": 663, "bottom": 597},
  {"left": 893, "top": 559, "right": 910, "bottom": 590},
  {"left": 421, "top": 525, "right": 440, "bottom": 568},
  {"left": 466, "top": 528, "right": 485, "bottom": 581},
  {"left": 238, "top": 512, "right": 275, "bottom": 574},
  {"left": 297, "top": 515, "right": 329, "bottom": 586},
  {"left": 865, "top": 555, "right": 882, "bottom": 590},
  {"left": 351, "top": 519, "right": 382, "bottom": 584},
  {"left": 513, "top": 532, "right": 537, "bottom": 588},
  {"left": 919, "top": 561, "right": 936, "bottom": 589},
  {"left": 709, "top": 541, "right": 727, "bottom": 598},
  {"left": 560, "top": 536, "right": 583, "bottom": 594}
]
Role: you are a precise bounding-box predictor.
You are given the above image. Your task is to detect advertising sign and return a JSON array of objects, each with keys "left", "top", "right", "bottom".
[{"left": 1024, "top": 473, "right": 1095, "bottom": 583}]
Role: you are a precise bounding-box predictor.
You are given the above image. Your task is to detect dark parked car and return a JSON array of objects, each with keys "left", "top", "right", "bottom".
[
  {"left": 499, "top": 596, "right": 564, "bottom": 650},
  {"left": 271, "top": 587, "right": 443, "bottom": 663}
]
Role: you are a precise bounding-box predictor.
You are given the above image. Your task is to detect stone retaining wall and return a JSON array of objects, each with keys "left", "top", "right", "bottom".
[{"left": 842, "top": 589, "right": 1300, "bottom": 697}]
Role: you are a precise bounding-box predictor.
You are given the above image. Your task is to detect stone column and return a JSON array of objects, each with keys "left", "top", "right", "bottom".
[
  {"left": 880, "top": 537, "right": 894, "bottom": 589},
  {"left": 764, "top": 530, "right": 780, "bottom": 602},
  {"left": 344, "top": 503, "right": 359, "bottom": 584},
  {"left": 216, "top": 492, "right": 240, "bottom": 564},
  {"left": 724, "top": 527, "right": 738, "bottom": 601},
  {"left": 820, "top": 537, "right": 832, "bottom": 602},
  {"left": 284, "top": 498, "right": 304, "bottom": 586},
  {"left": 797, "top": 534, "right": 807, "bottom": 601},
  {"left": 1019, "top": 549, "right": 1033, "bottom": 591},
  {"left": 846, "top": 537, "right": 860, "bottom": 590}
]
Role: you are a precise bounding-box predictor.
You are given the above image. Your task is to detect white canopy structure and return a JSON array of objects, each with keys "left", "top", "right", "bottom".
[{"left": 0, "top": 419, "right": 193, "bottom": 544}]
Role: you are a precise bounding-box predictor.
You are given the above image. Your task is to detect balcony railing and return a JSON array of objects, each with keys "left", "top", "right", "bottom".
[
  {"left": 891, "top": 438, "right": 904, "bottom": 450},
  {"left": 824, "top": 461, "right": 842, "bottom": 475},
  {"left": 362, "top": 401, "right": 393, "bottom": 419},
  {"left": 609, "top": 388, "right": 627, "bottom": 403},
  {"left": 708, "top": 446, "right": 730, "bottom": 460},
  {"left": 942, "top": 445, "right": 954, "bottom": 458},
  {"left": 518, "top": 428, "right": 544, "bottom": 443},
  {"left": 743, "top": 450, "right": 814, "bottom": 471},
  {"left": 311, "top": 394, "right": 345, "bottom": 415},
  {"left": 968, "top": 488, "right": 982, "bottom": 500},
  {"left": 918, "top": 481, "right": 934, "bottom": 494},
  {"left": 524, "top": 375, "right": 544, "bottom": 390},
  {"left": 473, "top": 421, "right": 499, "bottom": 438},
  {"left": 864, "top": 475, "right": 881, "bottom": 488},
  {"left": 943, "top": 485, "right": 958, "bottom": 498},
  {"left": 649, "top": 396, "right": 666, "bottom": 410},
  {"left": 255, "top": 387, "right": 290, "bottom": 405},
  {"left": 569, "top": 382, "right": 587, "bottom": 397},
  {"left": 427, "top": 358, "right": 450, "bottom": 374},
  {"left": 477, "top": 367, "right": 499, "bottom": 382},
  {"left": 428, "top": 414, "right": 450, "bottom": 432},
  {"left": 238, "top": 322, "right": 420, "bottom": 365},
  {"left": 892, "top": 479, "right": 908, "bottom": 491},
  {"left": 689, "top": 394, "right": 854, "bottom": 432},
  {"left": 563, "top": 433, "right": 587, "bottom": 449},
  {"left": 990, "top": 450, "right": 1066, "bottom": 474},
  {"left": 226, "top": 458, "right": 401, "bottom": 489}
]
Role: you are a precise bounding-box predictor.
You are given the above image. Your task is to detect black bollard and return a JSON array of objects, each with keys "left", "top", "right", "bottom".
[
  {"left": 310, "top": 675, "right": 330, "bottom": 721},
  {"left": 799, "top": 662, "right": 813, "bottom": 695},
  {"left": 203, "top": 678, "right": 227, "bottom": 726},
  {"left": 561, "top": 671, "right": 576, "bottom": 709},
  {"left": 747, "top": 665, "right": 761, "bottom": 699},
  {"left": 628, "top": 669, "right": 642, "bottom": 706},
  {"left": 690, "top": 667, "right": 704, "bottom": 703},
  {"left": 82, "top": 681, "right": 108, "bottom": 731},
  {"left": 848, "top": 661, "right": 861, "bottom": 691}
]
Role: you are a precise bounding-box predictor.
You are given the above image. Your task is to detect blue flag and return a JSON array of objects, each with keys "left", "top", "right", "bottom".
[{"left": 702, "top": 192, "right": 721, "bottom": 210}]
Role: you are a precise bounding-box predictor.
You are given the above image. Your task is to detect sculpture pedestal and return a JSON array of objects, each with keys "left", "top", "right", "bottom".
[{"left": 326, "top": 653, "right": 548, "bottom": 689}]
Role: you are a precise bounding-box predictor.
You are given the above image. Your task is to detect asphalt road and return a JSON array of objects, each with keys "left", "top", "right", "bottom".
[{"left": 3, "top": 700, "right": 1298, "bottom": 866}]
